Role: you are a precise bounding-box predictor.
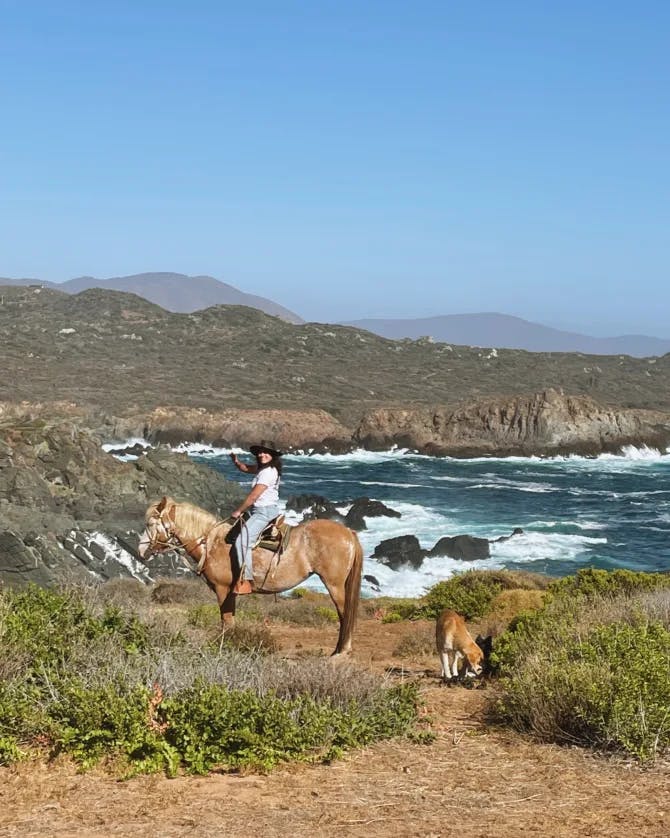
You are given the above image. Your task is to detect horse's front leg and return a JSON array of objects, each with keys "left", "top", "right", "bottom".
[{"left": 216, "top": 586, "right": 236, "bottom": 631}]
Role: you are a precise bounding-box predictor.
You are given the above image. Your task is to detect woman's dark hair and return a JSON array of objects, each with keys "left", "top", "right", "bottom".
[{"left": 255, "top": 452, "right": 283, "bottom": 476}]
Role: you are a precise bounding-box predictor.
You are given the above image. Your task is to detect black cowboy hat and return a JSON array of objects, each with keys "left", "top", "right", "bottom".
[{"left": 249, "top": 440, "right": 283, "bottom": 457}]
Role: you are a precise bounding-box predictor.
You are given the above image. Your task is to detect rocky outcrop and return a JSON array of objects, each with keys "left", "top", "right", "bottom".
[
  {"left": 426, "top": 535, "right": 490, "bottom": 561},
  {"left": 354, "top": 389, "right": 670, "bottom": 457},
  {"left": 0, "top": 420, "right": 244, "bottom": 588},
  {"left": 284, "top": 494, "right": 402, "bottom": 531},
  {"left": 4, "top": 390, "right": 670, "bottom": 459},
  {"left": 109, "top": 407, "right": 353, "bottom": 454},
  {"left": 372, "top": 528, "right": 525, "bottom": 570},
  {"left": 343, "top": 498, "right": 401, "bottom": 532}
]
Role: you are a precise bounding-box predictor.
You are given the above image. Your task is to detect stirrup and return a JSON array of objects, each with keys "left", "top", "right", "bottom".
[{"left": 234, "top": 579, "right": 253, "bottom": 595}]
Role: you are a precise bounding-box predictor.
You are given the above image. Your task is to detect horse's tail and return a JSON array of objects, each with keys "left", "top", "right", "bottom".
[{"left": 335, "top": 530, "right": 363, "bottom": 655}]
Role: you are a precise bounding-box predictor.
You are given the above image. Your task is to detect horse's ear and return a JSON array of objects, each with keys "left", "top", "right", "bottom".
[
  {"left": 167, "top": 500, "right": 177, "bottom": 523},
  {"left": 156, "top": 496, "right": 167, "bottom": 512}
]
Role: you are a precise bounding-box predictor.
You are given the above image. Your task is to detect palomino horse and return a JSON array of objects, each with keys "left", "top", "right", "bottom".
[{"left": 138, "top": 496, "right": 363, "bottom": 655}]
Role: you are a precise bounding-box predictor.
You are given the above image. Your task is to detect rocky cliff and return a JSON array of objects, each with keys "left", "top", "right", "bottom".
[
  {"left": 4, "top": 388, "right": 670, "bottom": 459},
  {"left": 354, "top": 389, "right": 670, "bottom": 457},
  {"left": 103, "top": 390, "right": 670, "bottom": 458},
  {"left": 0, "top": 420, "right": 244, "bottom": 588}
]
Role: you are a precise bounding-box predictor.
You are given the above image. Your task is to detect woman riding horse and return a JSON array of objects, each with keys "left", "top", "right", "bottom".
[{"left": 229, "top": 440, "right": 283, "bottom": 595}]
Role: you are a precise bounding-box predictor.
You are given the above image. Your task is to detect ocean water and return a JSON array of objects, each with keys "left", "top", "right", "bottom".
[{"left": 171, "top": 443, "right": 670, "bottom": 599}]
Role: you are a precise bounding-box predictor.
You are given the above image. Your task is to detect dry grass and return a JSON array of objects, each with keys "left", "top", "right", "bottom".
[
  {"left": 149, "top": 578, "right": 213, "bottom": 606},
  {"left": 392, "top": 623, "right": 434, "bottom": 658}
]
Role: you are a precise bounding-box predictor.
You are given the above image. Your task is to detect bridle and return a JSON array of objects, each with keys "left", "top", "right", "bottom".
[{"left": 143, "top": 507, "right": 235, "bottom": 575}]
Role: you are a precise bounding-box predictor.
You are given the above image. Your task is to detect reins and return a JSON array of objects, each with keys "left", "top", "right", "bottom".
[{"left": 152, "top": 513, "right": 237, "bottom": 575}]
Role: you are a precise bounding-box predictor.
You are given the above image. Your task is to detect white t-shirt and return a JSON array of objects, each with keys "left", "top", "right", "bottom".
[{"left": 252, "top": 466, "right": 280, "bottom": 507}]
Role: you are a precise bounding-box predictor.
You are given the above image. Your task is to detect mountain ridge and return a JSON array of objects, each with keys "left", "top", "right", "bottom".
[
  {"left": 0, "top": 272, "right": 304, "bottom": 324},
  {"left": 1, "top": 274, "right": 667, "bottom": 355},
  {"left": 341, "top": 313, "right": 670, "bottom": 358}
]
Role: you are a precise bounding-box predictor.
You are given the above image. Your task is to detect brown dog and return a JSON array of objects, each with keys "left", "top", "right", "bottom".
[{"left": 436, "top": 609, "right": 485, "bottom": 681}]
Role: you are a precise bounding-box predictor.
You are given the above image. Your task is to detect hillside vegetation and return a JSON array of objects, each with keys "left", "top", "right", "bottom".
[{"left": 2, "top": 284, "right": 670, "bottom": 425}]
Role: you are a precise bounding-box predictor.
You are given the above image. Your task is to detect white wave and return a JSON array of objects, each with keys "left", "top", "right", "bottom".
[
  {"left": 531, "top": 519, "right": 608, "bottom": 531},
  {"left": 490, "top": 530, "right": 606, "bottom": 563},
  {"left": 170, "top": 442, "right": 234, "bottom": 458},
  {"left": 358, "top": 480, "right": 427, "bottom": 489},
  {"left": 625, "top": 489, "right": 670, "bottom": 497},
  {"left": 301, "top": 553, "right": 507, "bottom": 599},
  {"left": 465, "top": 481, "right": 557, "bottom": 493},
  {"left": 618, "top": 444, "right": 667, "bottom": 460},
  {"left": 290, "top": 447, "right": 414, "bottom": 463},
  {"left": 102, "top": 437, "right": 151, "bottom": 453}
]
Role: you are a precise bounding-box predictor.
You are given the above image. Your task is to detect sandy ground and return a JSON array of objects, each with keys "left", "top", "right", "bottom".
[{"left": 1, "top": 616, "right": 668, "bottom": 838}]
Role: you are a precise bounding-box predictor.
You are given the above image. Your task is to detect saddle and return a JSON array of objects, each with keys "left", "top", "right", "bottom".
[
  {"left": 225, "top": 515, "right": 292, "bottom": 555},
  {"left": 255, "top": 515, "right": 292, "bottom": 553}
]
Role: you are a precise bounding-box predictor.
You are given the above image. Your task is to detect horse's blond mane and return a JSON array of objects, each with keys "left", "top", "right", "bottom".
[
  {"left": 147, "top": 497, "right": 220, "bottom": 535},
  {"left": 174, "top": 500, "right": 219, "bottom": 534}
]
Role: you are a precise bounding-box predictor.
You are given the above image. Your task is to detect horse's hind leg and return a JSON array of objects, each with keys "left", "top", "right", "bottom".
[{"left": 323, "top": 583, "right": 350, "bottom": 656}]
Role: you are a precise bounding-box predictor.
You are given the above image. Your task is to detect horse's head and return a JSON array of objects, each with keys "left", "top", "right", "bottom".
[{"left": 138, "top": 496, "right": 179, "bottom": 559}]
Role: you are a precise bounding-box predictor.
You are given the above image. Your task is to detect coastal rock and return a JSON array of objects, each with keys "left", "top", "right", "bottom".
[
  {"left": 284, "top": 493, "right": 345, "bottom": 523},
  {"left": 285, "top": 494, "right": 401, "bottom": 531},
  {"left": 285, "top": 494, "right": 332, "bottom": 514},
  {"left": 427, "top": 535, "right": 490, "bottom": 561},
  {"left": 354, "top": 389, "right": 670, "bottom": 457},
  {"left": 372, "top": 535, "right": 426, "bottom": 570},
  {"left": 131, "top": 407, "right": 353, "bottom": 454},
  {"left": 491, "top": 527, "right": 524, "bottom": 543},
  {"left": 344, "top": 497, "right": 401, "bottom": 531},
  {"left": 371, "top": 527, "right": 525, "bottom": 569},
  {"left": 0, "top": 420, "right": 245, "bottom": 588},
  {"left": 4, "top": 388, "right": 670, "bottom": 460}
]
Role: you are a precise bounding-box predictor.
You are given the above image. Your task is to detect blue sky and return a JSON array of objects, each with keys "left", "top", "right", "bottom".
[{"left": 1, "top": 1, "right": 668, "bottom": 334}]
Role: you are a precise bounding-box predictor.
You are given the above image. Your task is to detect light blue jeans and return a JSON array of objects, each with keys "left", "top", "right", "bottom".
[{"left": 235, "top": 504, "right": 280, "bottom": 581}]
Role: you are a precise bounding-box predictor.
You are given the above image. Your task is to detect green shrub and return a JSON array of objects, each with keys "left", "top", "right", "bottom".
[
  {"left": 0, "top": 584, "right": 420, "bottom": 774},
  {"left": 162, "top": 681, "right": 418, "bottom": 773},
  {"left": 418, "top": 572, "right": 504, "bottom": 620},
  {"left": 1, "top": 586, "right": 149, "bottom": 666},
  {"left": 381, "top": 611, "right": 404, "bottom": 624},
  {"left": 491, "top": 575, "right": 670, "bottom": 762},
  {"left": 0, "top": 681, "right": 50, "bottom": 745},
  {"left": 265, "top": 598, "right": 341, "bottom": 627},
  {"left": 187, "top": 604, "right": 221, "bottom": 629},
  {"left": 548, "top": 568, "right": 670, "bottom": 602},
  {"left": 49, "top": 681, "right": 166, "bottom": 772},
  {"left": 0, "top": 736, "right": 25, "bottom": 765},
  {"left": 359, "top": 596, "right": 418, "bottom": 620}
]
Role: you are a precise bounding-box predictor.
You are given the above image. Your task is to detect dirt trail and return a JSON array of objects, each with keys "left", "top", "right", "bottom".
[{"left": 1, "top": 617, "right": 668, "bottom": 838}]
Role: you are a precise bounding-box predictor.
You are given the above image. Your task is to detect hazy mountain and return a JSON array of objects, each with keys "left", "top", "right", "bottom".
[
  {"left": 2, "top": 275, "right": 666, "bottom": 355},
  {"left": 0, "top": 272, "right": 304, "bottom": 324},
  {"left": 341, "top": 313, "right": 670, "bottom": 358}
]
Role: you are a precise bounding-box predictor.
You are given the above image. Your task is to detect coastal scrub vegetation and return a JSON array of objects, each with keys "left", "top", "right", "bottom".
[
  {"left": 375, "top": 568, "right": 550, "bottom": 623},
  {"left": 491, "top": 569, "right": 670, "bottom": 761},
  {"left": 1, "top": 568, "right": 668, "bottom": 774},
  {"left": 0, "top": 585, "right": 418, "bottom": 775}
]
